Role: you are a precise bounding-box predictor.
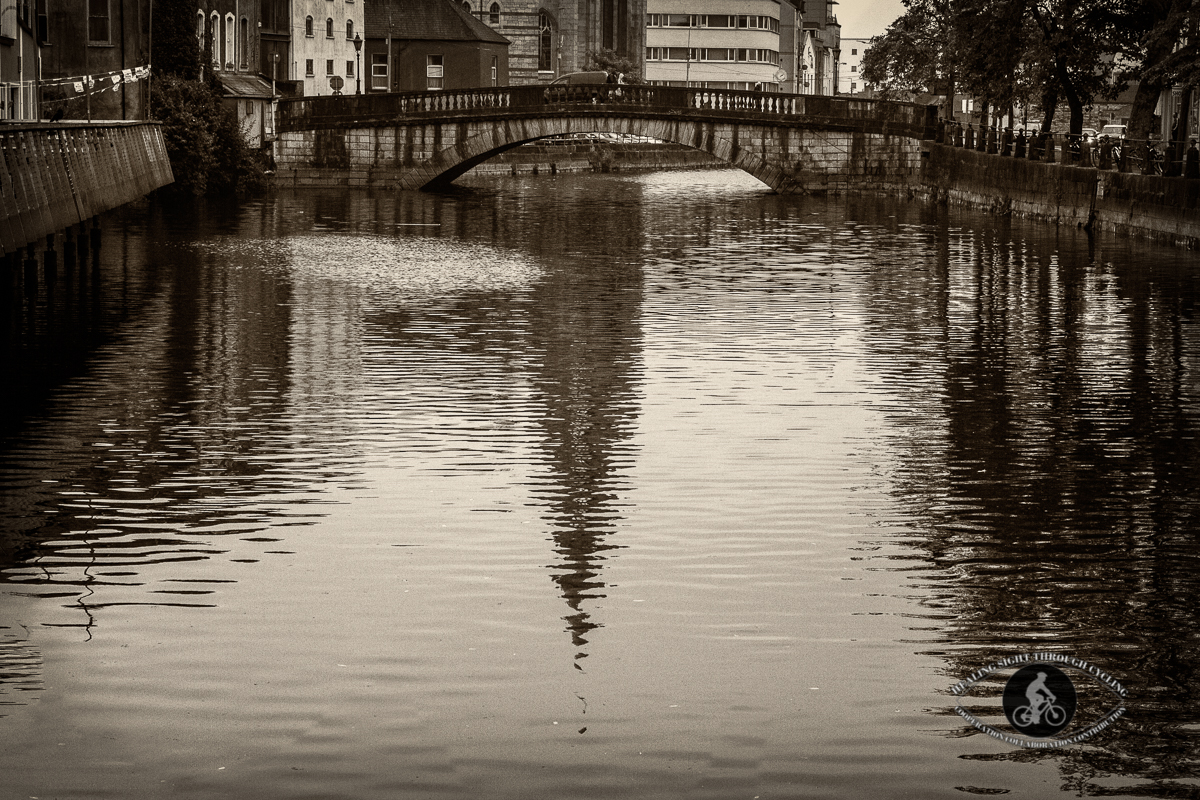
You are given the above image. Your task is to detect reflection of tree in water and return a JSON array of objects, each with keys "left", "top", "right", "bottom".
[{"left": 855, "top": 206, "right": 1200, "bottom": 796}]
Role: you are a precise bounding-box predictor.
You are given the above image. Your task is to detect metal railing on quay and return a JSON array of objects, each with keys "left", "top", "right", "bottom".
[{"left": 936, "top": 119, "right": 1200, "bottom": 178}]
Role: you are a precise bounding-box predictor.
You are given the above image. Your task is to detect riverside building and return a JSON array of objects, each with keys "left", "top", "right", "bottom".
[{"left": 645, "top": 0, "right": 838, "bottom": 94}]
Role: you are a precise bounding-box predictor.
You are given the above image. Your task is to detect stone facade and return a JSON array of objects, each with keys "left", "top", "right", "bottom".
[{"left": 465, "top": 0, "right": 645, "bottom": 85}]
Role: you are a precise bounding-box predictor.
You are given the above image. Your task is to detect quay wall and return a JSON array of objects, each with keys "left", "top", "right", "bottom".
[
  {"left": 1, "top": 122, "right": 174, "bottom": 257},
  {"left": 920, "top": 143, "right": 1200, "bottom": 248}
]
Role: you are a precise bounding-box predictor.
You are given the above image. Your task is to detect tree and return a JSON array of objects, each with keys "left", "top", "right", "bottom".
[
  {"left": 1026, "top": 0, "right": 1125, "bottom": 135},
  {"left": 584, "top": 48, "right": 645, "bottom": 83},
  {"left": 861, "top": 0, "right": 953, "bottom": 101},
  {"left": 1120, "top": 0, "right": 1200, "bottom": 150},
  {"left": 151, "top": 0, "right": 201, "bottom": 79}
]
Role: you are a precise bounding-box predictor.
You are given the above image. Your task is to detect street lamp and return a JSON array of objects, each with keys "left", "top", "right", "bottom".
[{"left": 353, "top": 33, "right": 362, "bottom": 94}]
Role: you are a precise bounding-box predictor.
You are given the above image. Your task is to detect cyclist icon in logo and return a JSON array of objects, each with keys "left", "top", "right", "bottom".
[
  {"left": 1014, "top": 671, "right": 1067, "bottom": 727},
  {"left": 1003, "top": 664, "right": 1076, "bottom": 737}
]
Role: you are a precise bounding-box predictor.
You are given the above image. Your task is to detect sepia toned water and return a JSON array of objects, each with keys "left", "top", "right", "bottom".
[{"left": 1, "top": 169, "right": 1198, "bottom": 799}]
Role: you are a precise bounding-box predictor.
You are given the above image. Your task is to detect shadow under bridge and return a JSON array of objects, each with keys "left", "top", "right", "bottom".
[{"left": 275, "top": 85, "right": 938, "bottom": 193}]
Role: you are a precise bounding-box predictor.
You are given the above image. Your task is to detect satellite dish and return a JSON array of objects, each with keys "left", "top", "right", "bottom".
[{"left": 773, "top": 68, "right": 787, "bottom": 84}]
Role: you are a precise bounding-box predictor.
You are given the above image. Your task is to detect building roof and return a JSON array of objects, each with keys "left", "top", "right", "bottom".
[
  {"left": 365, "top": 0, "right": 509, "bottom": 45},
  {"left": 216, "top": 73, "right": 276, "bottom": 99}
]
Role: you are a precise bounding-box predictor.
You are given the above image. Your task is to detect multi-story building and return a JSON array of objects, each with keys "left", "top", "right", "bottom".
[
  {"left": 645, "top": 0, "right": 786, "bottom": 91},
  {"left": 364, "top": 0, "right": 508, "bottom": 93},
  {"left": 465, "top": 0, "right": 644, "bottom": 86},
  {"left": 796, "top": 0, "right": 838, "bottom": 94},
  {"left": 36, "top": 0, "right": 152, "bottom": 120},
  {"left": 838, "top": 35, "right": 867, "bottom": 94},
  {"left": 291, "top": 0, "right": 364, "bottom": 96},
  {"left": 0, "top": 0, "right": 40, "bottom": 119},
  {"left": 643, "top": 0, "right": 838, "bottom": 94}
]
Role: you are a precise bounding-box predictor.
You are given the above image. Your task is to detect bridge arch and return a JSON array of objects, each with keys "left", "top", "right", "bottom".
[
  {"left": 276, "top": 85, "right": 936, "bottom": 195},
  {"left": 420, "top": 114, "right": 792, "bottom": 192}
]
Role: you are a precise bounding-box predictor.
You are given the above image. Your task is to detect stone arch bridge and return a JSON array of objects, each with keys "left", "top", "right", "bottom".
[{"left": 275, "top": 85, "right": 937, "bottom": 194}]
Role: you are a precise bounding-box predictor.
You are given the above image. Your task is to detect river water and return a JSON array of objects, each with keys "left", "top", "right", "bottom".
[{"left": 1, "top": 168, "right": 1198, "bottom": 799}]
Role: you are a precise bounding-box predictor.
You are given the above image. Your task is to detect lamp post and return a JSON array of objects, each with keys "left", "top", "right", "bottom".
[{"left": 353, "top": 33, "right": 362, "bottom": 94}]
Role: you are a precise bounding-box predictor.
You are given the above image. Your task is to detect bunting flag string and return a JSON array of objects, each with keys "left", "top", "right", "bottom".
[{"left": 21, "top": 65, "right": 152, "bottom": 93}]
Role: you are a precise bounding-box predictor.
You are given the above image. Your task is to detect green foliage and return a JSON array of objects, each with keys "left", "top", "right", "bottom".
[{"left": 153, "top": 74, "right": 268, "bottom": 197}]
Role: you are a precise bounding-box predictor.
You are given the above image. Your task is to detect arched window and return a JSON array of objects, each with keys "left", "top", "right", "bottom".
[
  {"left": 489, "top": 2, "right": 500, "bottom": 24},
  {"left": 224, "top": 12, "right": 235, "bottom": 68},
  {"left": 195, "top": 10, "right": 204, "bottom": 43},
  {"left": 326, "top": 17, "right": 333, "bottom": 38},
  {"left": 346, "top": 19, "right": 353, "bottom": 39},
  {"left": 305, "top": 15, "right": 313, "bottom": 36},
  {"left": 239, "top": 17, "right": 248, "bottom": 69},
  {"left": 538, "top": 10, "right": 554, "bottom": 71},
  {"left": 209, "top": 12, "right": 219, "bottom": 65},
  {"left": 462, "top": 1, "right": 470, "bottom": 10}
]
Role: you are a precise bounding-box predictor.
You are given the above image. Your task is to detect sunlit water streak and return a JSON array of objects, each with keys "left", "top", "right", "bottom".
[{"left": 1, "top": 169, "right": 1198, "bottom": 799}]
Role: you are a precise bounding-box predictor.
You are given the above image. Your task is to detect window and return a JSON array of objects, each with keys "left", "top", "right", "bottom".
[
  {"left": 488, "top": 2, "right": 499, "bottom": 24},
  {"left": 88, "top": 0, "right": 110, "bottom": 43},
  {"left": 850, "top": 82, "right": 857, "bottom": 92},
  {"left": 326, "top": 17, "right": 333, "bottom": 37},
  {"left": 851, "top": 48, "right": 857, "bottom": 55},
  {"left": 538, "top": 10, "right": 554, "bottom": 71},
  {"left": 210, "top": 12, "right": 219, "bottom": 64},
  {"left": 371, "top": 52, "right": 388, "bottom": 90},
  {"left": 195, "top": 10, "right": 204, "bottom": 43},
  {"left": 346, "top": 60, "right": 354, "bottom": 76},
  {"left": 667, "top": 13, "right": 691, "bottom": 26},
  {"left": 346, "top": 20, "right": 353, "bottom": 38},
  {"left": 305, "top": 15, "right": 313, "bottom": 36},
  {"left": 224, "top": 13, "right": 234, "bottom": 67},
  {"left": 305, "top": 58, "right": 314, "bottom": 76},
  {"left": 850, "top": 65, "right": 856, "bottom": 73},
  {"left": 326, "top": 59, "right": 334, "bottom": 75},
  {"left": 427, "top": 54, "right": 444, "bottom": 89},
  {"left": 240, "top": 17, "right": 248, "bottom": 69},
  {"left": 491, "top": 55, "right": 498, "bottom": 85}
]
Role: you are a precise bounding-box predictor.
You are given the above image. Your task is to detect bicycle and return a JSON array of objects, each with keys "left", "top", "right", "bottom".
[{"left": 1013, "top": 701, "right": 1067, "bottom": 728}]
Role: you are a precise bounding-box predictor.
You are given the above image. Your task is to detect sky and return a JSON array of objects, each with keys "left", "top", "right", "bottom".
[{"left": 835, "top": 0, "right": 906, "bottom": 39}]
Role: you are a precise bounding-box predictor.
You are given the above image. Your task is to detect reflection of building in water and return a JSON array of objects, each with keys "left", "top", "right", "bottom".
[
  {"left": 526, "top": 267, "right": 643, "bottom": 661},
  {"left": 0, "top": 204, "right": 300, "bottom": 626},
  {"left": 854, "top": 207, "right": 1200, "bottom": 794},
  {"left": 518, "top": 187, "right": 645, "bottom": 663}
]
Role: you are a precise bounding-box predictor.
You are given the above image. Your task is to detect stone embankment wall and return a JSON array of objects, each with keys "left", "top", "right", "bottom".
[
  {"left": 1, "top": 122, "right": 174, "bottom": 257},
  {"left": 921, "top": 143, "right": 1200, "bottom": 248}
]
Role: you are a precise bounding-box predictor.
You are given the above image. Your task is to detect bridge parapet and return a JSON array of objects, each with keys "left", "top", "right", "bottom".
[{"left": 279, "top": 86, "right": 935, "bottom": 140}]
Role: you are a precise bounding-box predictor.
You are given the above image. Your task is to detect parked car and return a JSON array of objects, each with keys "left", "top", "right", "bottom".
[
  {"left": 1082, "top": 128, "right": 1099, "bottom": 142},
  {"left": 1100, "top": 124, "right": 1126, "bottom": 140},
  {"left": 549, "top": 71, "right": 610, "bottom": 85}
]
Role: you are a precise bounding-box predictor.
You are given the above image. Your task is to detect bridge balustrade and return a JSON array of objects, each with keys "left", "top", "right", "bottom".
[{"left": 279, "top": 85, "right": 934, "bottom": 138}]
